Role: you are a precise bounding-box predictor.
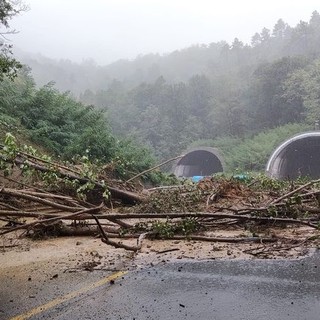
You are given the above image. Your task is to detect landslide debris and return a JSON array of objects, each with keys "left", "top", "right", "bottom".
[{"left": 0, "top": 140, "right": 320, "bottom": 258}]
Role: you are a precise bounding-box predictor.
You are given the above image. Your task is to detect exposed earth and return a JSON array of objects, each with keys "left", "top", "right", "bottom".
[
  {"left": 1, "top": 231, "right": 320, "bottom": 320},
  {"left": 0, "top": 225, "right": 318, "bottom": 276},
  {"left": 1, "top": 164, "right": 320, "bottom": 307}
]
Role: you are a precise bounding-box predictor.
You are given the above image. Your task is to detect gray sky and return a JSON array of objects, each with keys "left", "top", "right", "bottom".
[{"left": 9, "top": 0, "right": 320, "bottom": 65}]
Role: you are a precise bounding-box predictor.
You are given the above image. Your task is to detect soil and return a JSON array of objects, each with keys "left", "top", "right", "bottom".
[
  {"left": 0, "top": 225, "right": 318, "bottom": 277},
  {"left": 0, "top": 175, "right": 319, "bottom": 278}
]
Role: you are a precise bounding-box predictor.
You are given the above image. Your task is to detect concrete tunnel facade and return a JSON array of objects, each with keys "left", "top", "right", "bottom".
[
  {"left": 173, "top": 147, "right": 225, "bottom": 178},
  {"left": 266, "top": 132, "right": 320, "bottom": 180}
]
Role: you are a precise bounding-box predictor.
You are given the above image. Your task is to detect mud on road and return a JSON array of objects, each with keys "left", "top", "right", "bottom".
[
  {"left": 0, "top": 224, "right": 319, "bottom": 319},
  {"left": 0, "top": 224, "right": 318, "bottom": 272}
]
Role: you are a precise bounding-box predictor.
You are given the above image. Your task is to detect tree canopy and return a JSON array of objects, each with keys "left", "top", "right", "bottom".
[
  {"left": 0, "top": 0, "right": 27, "bottom": 80},
  {"left": 4, "top": 10, "right": 320, "bottom": 174}
]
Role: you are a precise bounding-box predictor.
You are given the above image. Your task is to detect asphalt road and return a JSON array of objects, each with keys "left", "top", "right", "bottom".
[{"left": 3, "top": 250, "right": 320, "bottom": 320}]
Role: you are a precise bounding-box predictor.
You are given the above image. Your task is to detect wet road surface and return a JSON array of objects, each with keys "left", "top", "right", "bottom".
[{"left": 3, "top": 250, "right": 320, "bottom": 320}]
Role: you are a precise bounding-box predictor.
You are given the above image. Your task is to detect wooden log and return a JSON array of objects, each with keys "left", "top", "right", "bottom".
[
  {"left": 1, "top": 211, "right": 317, "bottom": 229},
  {"left": 0, "top": 204, "right": 104, "bottom": 235},
  {"left": 8, "top": 155, "right": 145, "bottom": 204},
  {"left": 0, "top": 187, "right": 84, "bottom": 212}
]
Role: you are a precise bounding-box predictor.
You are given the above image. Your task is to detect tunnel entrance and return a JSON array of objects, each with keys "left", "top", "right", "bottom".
[
  {"left": 173, "top": 147, "right": 224, "bottom": 178},
  {"left": 266, "top": 132, "right": 320, "bottom": 179}
]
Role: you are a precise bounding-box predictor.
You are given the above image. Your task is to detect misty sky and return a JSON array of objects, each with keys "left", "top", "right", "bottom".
[{"left": 9, "top": 0, "right": 320, "bottom": 65}]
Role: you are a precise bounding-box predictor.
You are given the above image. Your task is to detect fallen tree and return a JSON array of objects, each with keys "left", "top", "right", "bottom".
[
  {"left": 0, "top": 139, "right": 319, "bottom": 255},
  {"left": 0, "top": 174, "right": 320, "bottom": 253}
]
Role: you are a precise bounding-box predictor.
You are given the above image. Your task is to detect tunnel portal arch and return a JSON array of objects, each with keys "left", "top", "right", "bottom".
[
  {"left": 266, "top": 132, "right": 320, "bottom": 179},
  {"left": 173, "top": 147, "right": 224, "bottom": 178}
]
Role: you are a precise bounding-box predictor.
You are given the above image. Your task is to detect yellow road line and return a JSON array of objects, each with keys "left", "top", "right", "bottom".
[{"left": 9, "top": 270, "right": 128, "bottom": 320}]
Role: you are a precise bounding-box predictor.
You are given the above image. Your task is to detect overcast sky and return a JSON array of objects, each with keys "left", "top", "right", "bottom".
[{"left": 9, "top": 0, "right": 320, "bottom": 65}]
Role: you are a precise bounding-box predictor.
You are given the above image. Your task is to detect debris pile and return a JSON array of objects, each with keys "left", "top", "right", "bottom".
[{"left": 0, "top": 145, "right": 320, "bottom": 258}]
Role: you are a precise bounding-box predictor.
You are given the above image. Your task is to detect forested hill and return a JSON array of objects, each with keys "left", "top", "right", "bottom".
[
  {"left": 16, "top": 11, "right": 320, "bottom": 95},
  {"left": 10, "top": 11, "right": 320, "bottom": 172}
]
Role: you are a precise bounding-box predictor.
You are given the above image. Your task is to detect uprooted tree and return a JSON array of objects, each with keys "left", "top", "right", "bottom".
[{"left": 0, "top": 133, "right": 320, "bottom": 257}]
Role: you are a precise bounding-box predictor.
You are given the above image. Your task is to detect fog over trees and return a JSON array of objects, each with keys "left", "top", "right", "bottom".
[{"left": 4, "top": 10, "right": 320, "bottom": 172}]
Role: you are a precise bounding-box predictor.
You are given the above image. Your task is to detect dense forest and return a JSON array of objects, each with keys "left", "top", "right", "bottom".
[{"left": 5, "top": 10, "right": 320, "bottom": 174}]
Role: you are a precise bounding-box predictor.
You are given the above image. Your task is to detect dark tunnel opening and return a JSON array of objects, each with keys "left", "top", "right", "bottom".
[
  {"left": 267, "top": 133, "right": 320, "bottom": 180},
  {"left": 173, "top": 149, "right": 224, "bottom": 177}
]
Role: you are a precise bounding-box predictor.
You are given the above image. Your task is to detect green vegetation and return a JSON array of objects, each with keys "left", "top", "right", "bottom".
[
  {"left": 57, "top": 10, "right": 320, "bottom": 171},
  {"left": 3, "top": 10, "right": 320, "bottom": 177},
  {"left": 0, "top": 132, "right": 112, "bottom": 200},
  {"left": 151, "top": 217, "right": 200, "bottom": 239},
  {"left": 0, "top": 0, "right": 163, "bottom": 185},
  {"left": 0, "top": 0, "right": 26, "bottom": 80},
  {"left": 0, "top": 70, "right": 159, "bottom": 183},
  {"left": 191, "top": 123, "right": 309, "bottom": 172},
  {"left": 133, "top": 217, "right": 201, "bottom": 239}
]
